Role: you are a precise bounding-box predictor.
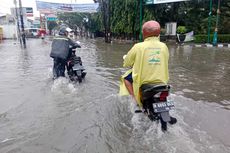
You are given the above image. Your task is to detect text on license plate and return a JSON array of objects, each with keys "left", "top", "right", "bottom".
[
  {"left": 73, "top": 65, "right": 83, "bottom": 70},
  {"left": 153, "top": 101, "right": 174, "bottom": 113}
]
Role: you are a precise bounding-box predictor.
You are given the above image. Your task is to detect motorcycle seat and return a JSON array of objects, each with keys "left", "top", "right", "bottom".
[{"left": 140, "top": 84, "right": 170, "bottom": 98}]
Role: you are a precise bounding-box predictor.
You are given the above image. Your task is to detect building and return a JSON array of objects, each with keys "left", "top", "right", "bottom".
[
  {"left": 33, "top": 17, "right": 41, "bottom": 28},
  {"left": 0, "top": 7, "right": 37, "bottom": 39},
  {"left": 11, "top": 7, "right": 34, "bottom": 29},
  {"left": 0, "top": 14, "right": 17, "bottom": 39}
]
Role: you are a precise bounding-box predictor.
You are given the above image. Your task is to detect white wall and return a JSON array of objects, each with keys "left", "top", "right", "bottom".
[
  {"left": 165, "top": 22, "right": 177, "bottom": 36},
  {"left": 0, "top": 24, "right": 17, "bottom": 39}
]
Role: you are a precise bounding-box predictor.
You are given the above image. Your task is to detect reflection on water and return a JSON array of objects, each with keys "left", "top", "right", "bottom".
[
  {"left": 169, "top": 45, "right": 230, "bottom": 104},
  {"left": 94, "top": 40, "right": 230, "bottom": 104},
  {"left": 0, "top": 39, "right": 229, "bottom": 153}
]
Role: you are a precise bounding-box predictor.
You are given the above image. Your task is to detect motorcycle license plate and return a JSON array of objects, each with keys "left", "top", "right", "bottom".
[
  {"left": 73, "top": 65, "right": 84, "bottom": 71},
  {"left": 153, "top": 101, "right": 174, "bottom": 113}
]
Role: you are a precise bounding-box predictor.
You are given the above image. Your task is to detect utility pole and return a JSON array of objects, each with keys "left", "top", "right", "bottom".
[
  {"left": 207, "top": 0, "right": 213, "bottom": 43},
  {"left": 19, "top": 0, "right": 26, "bottom": 48},
  {"left": 213, "top": 0, "right": 221, "bottom": 46},
  {"left": 14, "top": 0, "right": 21, "bottom": 44}
]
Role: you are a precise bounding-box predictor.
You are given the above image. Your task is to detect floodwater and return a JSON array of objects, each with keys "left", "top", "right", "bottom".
[{"left": 0, "top": 38, "right": 229, "bottom": 153}]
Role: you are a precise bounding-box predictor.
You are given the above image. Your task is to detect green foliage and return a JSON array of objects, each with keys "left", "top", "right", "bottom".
[
  {"left": 94, "top": 0, "right": 229, "bottom": 38},
  {"left": 194, "top": 34, "right": 230, "bottom": 43},
  {"left": 194, "top": 35, "right": 211, "bottom": 43},
  {"left": 47, "top": 21, "right": 58, "bottom": 32},
  {"left": 110, "top": 0, "right": 139, "bottom": 36},
  {"left": 219, "top": 1, "right": 230, "bottom": 34},
  {"left": 177, "top": 26, "right": 187, "bottom": 34},
  {"left": 57, "top": 12, "right": 85, "bottom": 30},
  {"left": 57, "top": 12, "right": 103, "bottom": 34},
  {"left": 60, "top": 0, "right": 230, "bottom": 40},
  {"left": 89, "top": 13, "right": 103, "bottom": 32}
]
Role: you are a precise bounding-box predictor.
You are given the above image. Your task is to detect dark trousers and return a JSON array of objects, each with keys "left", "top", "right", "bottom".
[
  {"left": 53, "top": 58, "right": 66, "bottom": 79},
  {"left": 124, "top": 72, "right": 133, "bottom": 83}
]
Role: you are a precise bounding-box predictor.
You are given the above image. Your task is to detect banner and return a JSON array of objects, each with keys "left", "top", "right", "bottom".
[
  {"left": 184, "top": 31, "right": 194, "bottom": 42},
  {"left": 36, "top": 1, "right": 99, "bottom": 13},
  {"left": 145, "top": 0, "right": 189, "bottom": 4},
  {"left": 177, "top": 31, "right": 194, "bottom": 43}
]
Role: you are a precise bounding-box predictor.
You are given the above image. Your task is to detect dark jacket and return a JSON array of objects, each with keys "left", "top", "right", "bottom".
[{"left": 50, "top": 35, "right": 79, "bottom": 60}]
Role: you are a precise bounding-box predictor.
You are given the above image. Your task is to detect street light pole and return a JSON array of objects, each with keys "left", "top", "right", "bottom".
[
  {"left": 207, "top": 0, "right": 212, "bottom": 43},
  {"left": 213, "top": 0, "right": 221, "bottom": 46}
]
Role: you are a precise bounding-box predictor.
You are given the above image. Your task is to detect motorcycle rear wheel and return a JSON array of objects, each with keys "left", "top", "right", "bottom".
[
  {"left": 78, "top": 76, "right": 82, "bottom": 83},
  {"left": 160, "top": 118, "right": 167, "bottom": 131},
  {"left": 76, "top": 70, "right": 82, "bottom": 83}
]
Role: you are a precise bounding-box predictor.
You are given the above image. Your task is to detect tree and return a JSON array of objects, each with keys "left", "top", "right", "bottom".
[
  {"left": 58, "top": 12, "right": 86, "bottom": 36},
  {"left": 218, "top": 1, "right": 230, "bottom": 34},
  {"left": 47, "top": 21, "right": 58, "bottom": 35},
  {"left": 58, "top": 1, "right": 230, "bottom": 40},
  {"left": 94, "top": 0, "right": 111, "bottom": 43}
]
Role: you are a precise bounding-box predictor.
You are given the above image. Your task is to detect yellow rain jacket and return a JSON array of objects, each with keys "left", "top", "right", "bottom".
[{"left": 120, "top": 36, "right": 169, "bottom": 106}]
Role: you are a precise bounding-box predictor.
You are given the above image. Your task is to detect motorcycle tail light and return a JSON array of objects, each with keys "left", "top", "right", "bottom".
[{"left": 159, "top": 91, "right": 168, "bottom": 101}]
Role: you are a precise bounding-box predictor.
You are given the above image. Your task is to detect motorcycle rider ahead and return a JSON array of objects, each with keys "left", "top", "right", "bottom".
[
  {"left": 50, "top": 27, "right": 80, "bottom": 79},
  {"left": 121, "top": 20, "right": 169, "bottom": 110}
]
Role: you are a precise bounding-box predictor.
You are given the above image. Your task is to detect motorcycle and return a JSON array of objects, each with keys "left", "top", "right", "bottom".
[
  {"left": 140, "top": 84, "right": 177, "bottom": 131},
  {"left": 120, "top": 55, "right": 177, "bottom": 131},
  {"left": 67, "top": 48, "right": 86, "bottom": 83}
]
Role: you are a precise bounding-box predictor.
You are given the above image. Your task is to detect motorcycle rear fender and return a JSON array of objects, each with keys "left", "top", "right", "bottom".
[
  {"left": 140, "top": 84, "right": 170, "bottom": 101},
  {"left": 73, "top": 64, "right": 85, "bottom": 71},
  {"left": 160, "top": 111, "right": 170, "bottom": 122}
]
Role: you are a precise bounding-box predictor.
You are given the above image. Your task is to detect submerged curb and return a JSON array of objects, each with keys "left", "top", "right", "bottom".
[{"left": 188, "top": 44, "right": 230, "bottom": 48}]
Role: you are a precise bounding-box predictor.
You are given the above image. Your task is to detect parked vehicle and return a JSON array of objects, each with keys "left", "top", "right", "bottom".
[{"left": 25, "top": 28, "right": 46, "bottom": 38}]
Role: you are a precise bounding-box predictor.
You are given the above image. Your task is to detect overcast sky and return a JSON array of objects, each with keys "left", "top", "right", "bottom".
[{"left": 0, "top": 0, "right": 95, "bottom": 16}]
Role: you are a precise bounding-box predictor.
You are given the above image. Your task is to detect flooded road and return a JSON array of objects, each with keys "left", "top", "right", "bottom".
[{"left": 0, "top": 38, "right": 229, "bottom": 153}]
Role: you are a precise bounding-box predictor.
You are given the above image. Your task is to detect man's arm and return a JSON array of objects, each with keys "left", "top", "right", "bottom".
[
  {"left": 68, "top": 38, "right": 81, "bottom": 48},
  {"left": 123, "top": 45, "right": 137, "bottom": 67}
]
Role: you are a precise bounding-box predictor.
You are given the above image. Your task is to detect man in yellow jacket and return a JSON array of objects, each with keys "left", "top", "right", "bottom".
[{"left": 121, "top": 20, "right": 169, "bottom": 109}]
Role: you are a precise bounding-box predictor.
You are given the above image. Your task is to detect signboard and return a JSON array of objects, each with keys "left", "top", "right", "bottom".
[
  {"left": 46, "top": 17, "right": 57, "bottom": 21},
  {"left": 33, "top": 20, "right": 40, "bottom": 25},
  {"left": 184, "top": 31, "right": 194, "bottom": 42},
  {"left": 46, "top": 14, "right": 57, "bottom": 21},
  {"left": 145, "top": 0, "right": 189, "bottom": 4},
  {"left": 26, "top": 7, "right": 33, "bottom": 17},
  {"left": 39, "top": 9, "right": 55, "bottom": 15},
  {"left": 36, "top": 1, "right": 99, "bottom": 13},
  {"left": 59, "top": 5, "right": 73, "bottom": 11}
]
